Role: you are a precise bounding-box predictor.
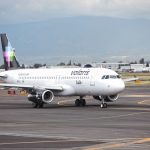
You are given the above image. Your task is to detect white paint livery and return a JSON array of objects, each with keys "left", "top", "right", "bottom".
[{"left": 0, "top": 68, "right": 125, "bottom": 108}]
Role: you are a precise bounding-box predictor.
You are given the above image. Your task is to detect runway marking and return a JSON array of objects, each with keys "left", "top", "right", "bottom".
[
  {"left": 121, "top": 95, "right": 150, "bottom": 98},
  {"left": 0, "top": 139, "right": 68, "bottom": 146},
  {"left": 75, "top": 112, "right": 149, "bottom": 121},
  {"left": 0, "top": 132, "right": 146, "bottom": 143},
  {"left": 57, "top": 99, "right": 74, "bottom": 105},
  {"left": 138, "top": 100, "right": 150, "bottom": 105},
  {"left": 84, "top": 138, "right": 150, "bottom": 150}
]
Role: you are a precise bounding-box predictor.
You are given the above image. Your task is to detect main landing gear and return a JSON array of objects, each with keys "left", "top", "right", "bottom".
[
  {"left": 74, "top": 96, "right": 108, "bottom": 108},
  {"left": 75, "top": 97, "right": 86, "bottom": 107},
  {"left": 32, "top": 101, "right": 44, "bottom": 108}
]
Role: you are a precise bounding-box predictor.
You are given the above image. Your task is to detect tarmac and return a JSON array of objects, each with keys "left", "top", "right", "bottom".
[{"left": 0, "top": 86, "right": 149, "bottom": 150}]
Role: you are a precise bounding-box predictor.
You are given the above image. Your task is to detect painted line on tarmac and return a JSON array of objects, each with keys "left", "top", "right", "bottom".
[
  {"left": 121, "top": 95, "right": 150, "bottom": 98},
  {"left": 138, "top": 100, "right": 150, "bottom": 105},
  {"left": 0, "top": 132, "right": 145, "bottom": 143},
  {"left": 0, "top": 132, "right": 81, "bottom": 141},
  {"left": 112, "top": 107, "right": 150, "bottom": 111},
  {"left": 57, "top": 99, "right": 74, "bottom": 106},
  {"left": 84, "top": 138, "right": 150, "bottom": 150},
  {"left": 0, "top": 139, "right": 69, "bottom": 146}
]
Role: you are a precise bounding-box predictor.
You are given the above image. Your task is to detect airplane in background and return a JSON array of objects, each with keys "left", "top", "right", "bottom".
[{"left": 0, "top": 33, "right": 128, "bottom": 108}]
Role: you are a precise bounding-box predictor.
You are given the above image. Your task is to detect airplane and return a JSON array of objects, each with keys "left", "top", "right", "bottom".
[{"left": 0, "top": 33, "right": 127, "bottom": 108}]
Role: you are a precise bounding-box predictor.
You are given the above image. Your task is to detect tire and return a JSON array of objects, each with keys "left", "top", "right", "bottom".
[
  {"left": 75, "top": 99, "right": 80, "bottom": 106},
  {"left": 80, "top": 99, "right": 86, "bottom": 107},
  {"left": 32, "top": 102, "right": 38, "bottom": 108},
  {"left": 39, "top": 102, "right": 44, "bottom": 108},
  {"left": 100, "top": 103, "right": 107, "bottom": 108},
  {"left": 103, "top": 103, "right": 107, "bottom": 108}
]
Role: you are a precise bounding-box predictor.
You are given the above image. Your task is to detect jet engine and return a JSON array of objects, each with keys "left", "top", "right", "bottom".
[
  {"left": 41, "top": 90, "right": 54, "bottom": 103},
  {"left": 93, "top": 94, "right": 118, "bottom": 102},
  {"left": 105, "top": 94, "right": 118, "bottom": 102},
  {"left": 93, "top": 96, "right": 102, "bottom": 101},
  {"left": 28, "top": 90, "right": 54, "bottom": 104}
]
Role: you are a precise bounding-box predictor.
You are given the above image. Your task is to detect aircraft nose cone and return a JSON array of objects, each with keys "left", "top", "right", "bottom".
[
  {"left": 119, "top": 80, "right": 125, "bottom": 92},
  {"left": 110, "top": 80, "right": 125, "bottom": 93}
]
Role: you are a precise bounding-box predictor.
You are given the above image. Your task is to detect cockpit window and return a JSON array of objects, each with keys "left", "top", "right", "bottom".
[
  {"left": 105, "top": 75, "right": 109, "bottom": 79},
  {"left": 117, "top": 75, "right": 121, "bottom": 79},
  {"left": 102, "top": 75, "right": 106, "bottom": 79}
]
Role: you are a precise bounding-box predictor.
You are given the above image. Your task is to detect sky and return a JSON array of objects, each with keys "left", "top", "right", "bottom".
[
  {"left": 0, "top": 0, "right": 150, "bottom": 24},
  {"left": 0, "top": 0, "right": 150, "bottom": 65}
]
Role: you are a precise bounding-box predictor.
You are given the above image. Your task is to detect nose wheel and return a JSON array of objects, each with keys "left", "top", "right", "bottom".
[
  {"left": 100, "top": 103, "right": 107, "bottom": 108},
  {"left": 100, "top": 97, "right": 108, "bottom": 108}
]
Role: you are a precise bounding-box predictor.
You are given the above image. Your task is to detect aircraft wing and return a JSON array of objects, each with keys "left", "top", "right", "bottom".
[
  {"left": 123, "top": 77, "right": 139, "bottom": 82},
  {"left": 0, "top": 83, "right": 63, "bottom": 91}
]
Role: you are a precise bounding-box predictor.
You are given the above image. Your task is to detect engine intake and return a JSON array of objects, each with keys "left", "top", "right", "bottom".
[
  {"left": 105, "top": 94, "right": 118, "bottom": 102},
  {"left": 93, "top": 94, "right": 118, "bottom": 102},
  {"left": 42, "top": 90, "right": 54, "bottom": 104},
  {"left": 28, "top": 90, "right": 54, "bottom": 104}
]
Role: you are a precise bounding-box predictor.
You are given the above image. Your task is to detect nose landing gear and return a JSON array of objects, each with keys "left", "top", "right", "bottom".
[
  {"left": 100, "top": 97, "right": 108, "bottom": 108},
  {"left": 100, "top": 103, "right": 107, "bottom": 108}
]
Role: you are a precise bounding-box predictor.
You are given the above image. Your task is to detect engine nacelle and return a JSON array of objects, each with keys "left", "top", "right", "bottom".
[
  {"left": 93, "top": 96, "right": 102, "bottom": 101},
  {"left": 93, "top": 94, "right": 118, "bottom": 102},
  {"left": 28, "top": 90, "right": 54, "bottom": 104},
  {"left": 41, "top": 90, "right": 54, "bottom": 104},
  {"left": 105, "top": 94, "right": 118, "bottom": 102}
]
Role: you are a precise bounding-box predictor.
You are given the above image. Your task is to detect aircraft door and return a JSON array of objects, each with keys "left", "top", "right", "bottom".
[{"left": 90, "top": 76, "right": 95, "bottom": 86}]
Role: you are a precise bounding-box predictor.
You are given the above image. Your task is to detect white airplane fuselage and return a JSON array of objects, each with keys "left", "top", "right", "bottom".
[{"left": 0, "top": 68, "right": 125, "bottom": 96}]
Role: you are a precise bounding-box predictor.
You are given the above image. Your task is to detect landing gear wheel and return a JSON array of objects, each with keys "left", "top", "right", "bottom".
[
  {"left": 38, "top": 103, "right": 44, "bottom": 108},
  {"left": 75, "top": 99, "right": 86, "bottom": 107},
  {"left": 75, "top": 99, "right": 80, "bottom": 106},
  {"left": 100, "top": 103, "right": 107, "bottom": 108},
  {"left": 32, "top": 102, "right": 38, "bottom": 108},
  {"left": 80, "top": 99, "right": 86, "bottom": 107}
]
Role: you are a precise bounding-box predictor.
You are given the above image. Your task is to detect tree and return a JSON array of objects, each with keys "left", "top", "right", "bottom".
[
  {"left": 146, "top": 63, "right": 149, "bottom": 67},
  {"left": 33, "top": 63, "right": 43, "bottom": 68},
  {"left": 130, "top": 61, "right": 137, "bottom": 64},
  {"left": 57, "top": 62, "right": 66, "bottom": 66},
  {"left": 139, "top": 58, "right": 145, "bottom": 64},
  {"left": 67, "top": 60, "right": 72, "bottom": 66},
  {"left": 21, "top": 64, "right": 25, "bottom": 68}
]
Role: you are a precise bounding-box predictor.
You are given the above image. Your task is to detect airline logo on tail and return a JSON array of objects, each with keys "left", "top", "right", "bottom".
[
  {"left": 3, "top": 42, "right": 15, "bottom": 67},
  {"left": 1, "top": 33, "right": 20, "bottom": 70}
]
